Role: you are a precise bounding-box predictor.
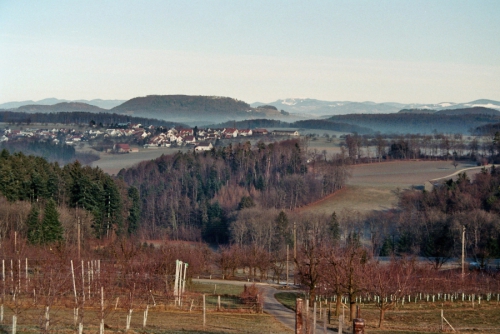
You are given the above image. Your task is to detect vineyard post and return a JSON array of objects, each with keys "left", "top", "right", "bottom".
[
  {"left": 100, "top": 286, "right": 104, "bottom": 334},
  {"left": 296, "top": 298, "right": 303, "bottom": 334},
  {"left": 203, "top": 294, "right": 206, "bottom": 328}
]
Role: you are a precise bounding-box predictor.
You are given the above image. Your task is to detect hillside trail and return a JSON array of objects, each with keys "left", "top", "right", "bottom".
[{"left": 193, "top": 278, "right": 338, "bottom": 333}]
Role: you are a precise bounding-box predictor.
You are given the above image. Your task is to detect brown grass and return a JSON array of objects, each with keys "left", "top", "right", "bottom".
[{"left": 302, "top": 160, "right": 480, "bottom": 214}]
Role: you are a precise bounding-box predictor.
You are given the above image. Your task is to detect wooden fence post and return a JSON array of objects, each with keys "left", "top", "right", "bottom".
[
  {"left": 296, "top": 298, "right": 303, "bottom": 334},
  {"left": 203, "top": 294, "right": 206, "bottom": 328}
]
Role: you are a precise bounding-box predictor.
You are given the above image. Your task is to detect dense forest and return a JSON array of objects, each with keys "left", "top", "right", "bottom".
[
  {"left": 329, "top": 113, "right": 500, "bottom": 134},
  {"left": 212, "top": 118, "right": 371, "bottom": 134},
  {"left": 0, "top": 141, "right": 77, "bottom": 164},
  {"left": 0, "top": 111, "right": 185, "bottom": 128},
  {"left": 0, "top": 139, "right": 350, "bottom": 244},
  {"left": 117, "top": 139, "right": 350, "bottom": 241},
  {"left": 0, "top": 149, "right": 139, "bottom": 242},
  {"left": 378, "top": 167, "right": 500, "bottom": 267}
]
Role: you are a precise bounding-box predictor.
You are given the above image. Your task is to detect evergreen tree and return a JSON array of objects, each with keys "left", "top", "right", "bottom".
[
  {"left": 41, "top": 198, "right": 64, "bottom": 244},
  {"left": 274, "top": 211, "right": 292, "bottom": 250},
  {"left": 329, "top": 212, "right": 341, "bottom": 245},
  {"left": 26, "top": 204, "right": 41, "bottom": 244},
  {"left": 127, "top": 186, "right": 141, "bottom": 235}
]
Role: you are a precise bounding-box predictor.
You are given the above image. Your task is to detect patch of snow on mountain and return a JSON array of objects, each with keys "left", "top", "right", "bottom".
[
  {"left": 281, "top": 99, "right": 298, "bottom": 106},
  {"left": 471, "top": 103, "right": 500, "bottom": 109},
  {"left": 437, "top": 102, "right": 455, "bottom": 107}
]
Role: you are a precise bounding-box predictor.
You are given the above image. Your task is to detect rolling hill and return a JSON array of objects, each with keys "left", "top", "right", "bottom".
[
  {"left": 109, "top": 95, "right": 294, "bottom": 124},
  {"left": 15, "top": 102, "right": 105, "bottom": 113}
]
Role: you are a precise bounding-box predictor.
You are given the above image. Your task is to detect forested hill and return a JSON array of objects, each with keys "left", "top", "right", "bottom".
[
  {"left": 110, "top": 95, "right": 272, "bottom": 122},
  {"left": 0, "top": 111, "right": 186, "bottom": 128},
  {"left": 327, "top": 113, "right": 500, "bottom": 134},
  {"left": 399, "top": 106, "right": 500, "bottom": 116},
  {"left": 211, "top": 118, "right": 372, "bottom": 134},
  {"left": 118, "top": 139, "right": 350, "bottom": 242},
  {"left": 14, "top": 102, "right": 105, "bottom": 113}
]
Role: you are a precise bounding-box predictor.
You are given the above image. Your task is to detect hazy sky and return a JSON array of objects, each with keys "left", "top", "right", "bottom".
[{"left": 1, "top": 0, "right": 499, "bottom": 104}]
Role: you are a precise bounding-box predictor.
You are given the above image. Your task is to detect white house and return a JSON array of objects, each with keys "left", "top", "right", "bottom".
[{"left": 195, "top": 142, "right": 213, "bottom": 151}]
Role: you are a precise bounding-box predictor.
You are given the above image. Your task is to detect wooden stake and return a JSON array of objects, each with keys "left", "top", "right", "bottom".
[
  {"left": 126, "top": 309, "right": 132, "bottom": 330},
  {"left": 203, "top": 294, "right": 206, "bottom": 328},
  {"left": 100, "top": 286, "right": 104, "bottom": 334},
  {"left": 71, "top": 260, "right": 77, "bottom": 304},
  {"left": 143, "top": 305, "right": 149, "bottom": 328},
  {"left": 12, "top": 315, "right": 16, "bottom": 334},
  {"left": 296, "top": 298, "right": 303, "bottom": 334},
  {"left": 45, "top": 306, "right": 50, "bottom": 331}
]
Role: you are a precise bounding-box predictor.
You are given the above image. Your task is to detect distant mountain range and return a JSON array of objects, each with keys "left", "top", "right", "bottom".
[
  {"left": 399, "top": 106, "right": 500, "bottom": 116},
  {"left": 0, "top": 98, "right": 126, "bottom": 110},
  {"left": 2, "top": 96, "right": 500, "bottom": 132},
  {"left": 108, "top": 95, "right": 296, "bottom": 124},
  {"left": 251, "top": 98, "right": 500, "bottom": 116}
]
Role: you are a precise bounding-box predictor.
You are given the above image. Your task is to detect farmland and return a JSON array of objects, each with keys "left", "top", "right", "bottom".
[{"left": 301, "top": 160, "right": 482, "bottom": 214}]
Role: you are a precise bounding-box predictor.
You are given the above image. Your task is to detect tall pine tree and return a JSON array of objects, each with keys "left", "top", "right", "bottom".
[
  {"left": 26, "top": 204, "right": 41, "bottom": 245},
  {"left": 42, "top": 198, "right": 64, "bottom": 244}
]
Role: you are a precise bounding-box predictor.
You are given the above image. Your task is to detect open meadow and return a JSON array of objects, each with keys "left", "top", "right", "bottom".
[
  {"left": 301, "top": 160, "right": 482, "bottom": 215},
  {"left": 89, "top": 146, "right": 191, "bottom": 175}
]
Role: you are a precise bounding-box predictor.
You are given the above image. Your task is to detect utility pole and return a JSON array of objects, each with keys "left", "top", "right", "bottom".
[
  {"left": 286, "top": 244, "right": 289, "bottom": 287},
  {"left": 77, "top": 216, "right": 81, "bottom": 261},
  {"left": 293, "top": 221, "right": 297, "bottom": 285},
  {"left": 293, "top": 222, "right": 297, "bottom": 260},
  {"left": 461, "top": 226, "right": 466, "bottom": 277}
]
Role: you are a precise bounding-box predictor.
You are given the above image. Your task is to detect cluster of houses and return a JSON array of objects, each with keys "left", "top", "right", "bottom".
[
  {"left": 0, "top": 127, "right": 84, "bottom": 145},
  {"left": 0, "top": 124, "right": 299, "bottom": 153},
  {"left": 143, "top": 127, "right": 273, "bottom": 151},
  {"left": 0, "top": 124, "right": 155, "bottom": 146}
]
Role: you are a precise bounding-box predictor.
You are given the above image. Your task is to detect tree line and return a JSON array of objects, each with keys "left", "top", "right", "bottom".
[
  {"left": 0, "top": 149, "right": 140, "bottom": 242},
  {"left": 0, "top": 111, "right": 184, "bottom": 128},
  {"left": 117, "top": 139, "right": 350, "bottom": 241}
]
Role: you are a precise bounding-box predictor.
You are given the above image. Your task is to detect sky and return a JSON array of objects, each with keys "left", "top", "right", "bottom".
[{"left": 1, "top": 0, "right": 499, "bottom": 104}]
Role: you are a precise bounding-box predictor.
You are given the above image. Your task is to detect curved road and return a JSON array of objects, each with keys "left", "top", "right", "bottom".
[{"left": 193, "top": 279, "right": 338, "bottom": 333}]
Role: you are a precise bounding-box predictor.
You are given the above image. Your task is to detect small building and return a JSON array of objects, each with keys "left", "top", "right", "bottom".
[
  {"left": 114, "top": 143, "right": 131, "bottom": 153},
  {"left": 195, "top": 142, "right": 214, "bottom": 151},
  {"left": 223, "top": 128, "right": 238, "bottom": 138},
  {"left": 272, "top": 130, "right": 300, "bottom": 136},
  {"left": 253, "top": 128, "right": 268, "bottom": 135},
  {"left": 183, "top": 135, "right": 197, "bottom": 144},
  {"left": 239, "top": 129, "right": 253, "bottom": 136}
]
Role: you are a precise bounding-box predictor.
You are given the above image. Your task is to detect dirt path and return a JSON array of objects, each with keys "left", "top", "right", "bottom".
[{"left": 193, "top": 279, "right": 337, "bottom": 333}]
